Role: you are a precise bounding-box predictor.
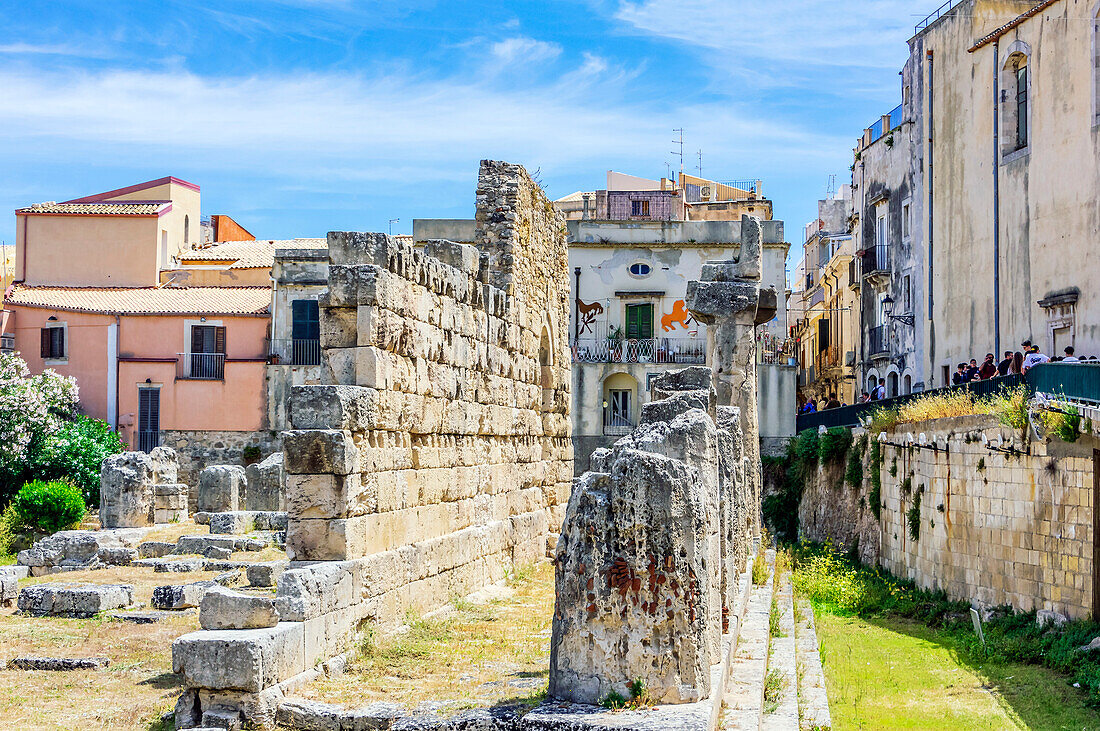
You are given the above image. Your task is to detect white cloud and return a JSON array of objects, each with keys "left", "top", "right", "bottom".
[
  {"left": 615, "top": 0, "right": 915, "bottom": 70},
  {"left": 490, "top": 36, "right": 563, "bottom": 65},
  {"left": 0, "top": 42, "right": 113, "bottom": 58},
  {"left": 0, "top": 59, "right": 844, "bottom": 185}
]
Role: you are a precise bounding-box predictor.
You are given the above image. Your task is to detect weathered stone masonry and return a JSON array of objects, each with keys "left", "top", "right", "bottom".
[{"left": 172, "top": 161, "right": 573, "bottom": 728}]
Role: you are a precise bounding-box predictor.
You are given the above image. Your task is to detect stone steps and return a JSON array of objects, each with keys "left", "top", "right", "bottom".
[
  {"left": 760, "top": 575, "right": 797, "bottom": 730},
  {"left": 719, "top": 549, "right": 775, "bottom": 731},
  {"left": 794, "top": 599, "right": 832, "bottom": 730}
]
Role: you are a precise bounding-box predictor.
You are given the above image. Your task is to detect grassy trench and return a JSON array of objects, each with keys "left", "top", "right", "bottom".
[{"left": 794, "top": 544, "right": 1100, "bottom": 730}]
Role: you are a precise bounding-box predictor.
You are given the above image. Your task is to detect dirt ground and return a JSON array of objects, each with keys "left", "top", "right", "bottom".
[{"left": 0, "top": 519, "right": 284, "bottom": 730}]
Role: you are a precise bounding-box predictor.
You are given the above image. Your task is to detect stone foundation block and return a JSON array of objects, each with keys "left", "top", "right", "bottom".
[
  {"left": 207, "top": 510, "right": 289, "bottom": 535},
  {"left": 17, "top": 583, "right": 134, "bottom": 617},
  {"left": 199, "top": 465, "right": 248, "bottom": 514},
  {"left": 177, "top": 535, "right": 240, "bottom": 555},
  {"left": 172, "top": 622, "right": 306, "bottom": 692},
  {"left": 283, "top": 430, "right": 358, "bottom": 475},
  {"left": 244, "top": 453, "right": 285, "bottom": 512},
  {"left": 152, "top": 581, "right": 216, "bottom": 610},
  {"left": 99, "top": 452, "right": 156, "bottom": 528},
  {"left": 246, "top": 561, "right": 287, "bottom": 588},
  {"left": 200, "top": 587, "right": 280, "bottom": 630}
]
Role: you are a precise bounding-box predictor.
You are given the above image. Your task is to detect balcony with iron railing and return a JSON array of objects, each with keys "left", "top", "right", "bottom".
[
  {"left": 269, "top": 338, "right": 322, "bottom": 366},
  {"left": 867, "top": 325, "right": 889, "bottom": 358},
  {"left": 571, "top": 337, "right": 706, "bottom": 365},
  {"left": 862, "top": 245, "right": 890, "bottom": 286},
  {"left": 757, "top": 333, "right": 796, "bottom": 365},
  {"left": 176, "top": 353, "right": 225, "bottom": 381},
  {"left": 915, "top": 0, "right": 965, "bottom": 34}
]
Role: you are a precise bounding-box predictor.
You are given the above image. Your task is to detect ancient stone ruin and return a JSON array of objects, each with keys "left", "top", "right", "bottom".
[
  {"left": 549, "top": 216, "right": 775, "bottom": 709},
  {"left": 172, "top": 161, "right": 573, "bottom": 728},
  {"left": 100, "top": 446, "right": 185, "bottom": 528}
]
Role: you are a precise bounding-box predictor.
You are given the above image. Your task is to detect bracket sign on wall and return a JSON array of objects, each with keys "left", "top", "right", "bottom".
[
  {"left": 576, "top": 300, "right": 604, "bottom": 336},
  {"left": 661, "top": 300, "right": 694, "bottom": 332}
]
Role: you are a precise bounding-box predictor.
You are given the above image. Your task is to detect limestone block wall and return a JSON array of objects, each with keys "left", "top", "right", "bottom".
[
  {"left": 877, "top": 416, "right": 1096, "bottom": 619},
  {"left": 160, "top": 429, "right": 282, "bottom": 511},
  {"left": 173, "top": 161, "right": 573, "bottom": 729},
  {"left": 798, "top": 415, "right": 1098, "bottom": 620}
]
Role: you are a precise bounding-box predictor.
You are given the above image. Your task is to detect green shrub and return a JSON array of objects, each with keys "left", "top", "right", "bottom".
[
  {"left": 793, "top": 429, "right": 820, "bottom": 473},
  {"left": 600, "top": 689, "right": 627, "bottom": 709},
  {"left": 0, "top": 505, "right": 16, "bottom": 557},
  {"left": 992, "top": 385, "right": 1030, "bottom": 430},
  {"left": 26, "top": 415, "right": 124, "bottom": 506},
  {"left": 10, "top": 480, "right": 85, "bottom": 535},
  {"left": 845, "top": 444, "right": 864, "bottom": 489},
  {"left": 762, "top": 453, "right": 801, "bottom": 543},
  {"left": 819, "top": 427, "right": 853, "bottom": 464}
]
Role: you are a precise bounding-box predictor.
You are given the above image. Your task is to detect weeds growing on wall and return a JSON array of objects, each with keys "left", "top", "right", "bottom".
[
  {"left": 889, "top": 456, "right": 898, "bottom": 478},
  {"left": 906, "top": 490, "right": 922, "bottom": 541},
  {"left": 793, "top": 429, "right": 820, "bottom": 477},
  {"left": 819, "top": 427, "right": 853, "bottom": 464},
  {"left": 762, "top": 454, "right": 801, "bottom": 544},
  {"left": 869, "top": 441, "right": 882, "bottom": 520},
  {"left": 792, "top": 542, "right": 1100, "bottom": 707},
  {"left": 991, "top": 385, "right": 1030, "bottom": 429},
  {"left": 845, "top": 444, "right": 863, "bottom": 489},
  {"left": 868, "top": 407, "right": 900, "bottom": 435},
  {"left": 1043, "top": 405, "right": 1082, "bottom": 443}
]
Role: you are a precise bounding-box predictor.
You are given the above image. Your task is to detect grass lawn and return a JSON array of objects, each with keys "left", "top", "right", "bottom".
[
  {"left": 814, "top": 608, "right": 1100, "bottom": 730},
  {"left": 299, "top": 560, "right": 555, "bottom": 712}
]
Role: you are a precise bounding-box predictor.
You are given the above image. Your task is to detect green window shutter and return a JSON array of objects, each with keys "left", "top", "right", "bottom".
[
  {"left": 626, "top": 304, "right": 654, "bottom": 339},
  {"left": 292, "top": 300, "right": 320, "bottom": 340},
  {"left": 639, "top": 304, "right": 653, "bottom": 339}
]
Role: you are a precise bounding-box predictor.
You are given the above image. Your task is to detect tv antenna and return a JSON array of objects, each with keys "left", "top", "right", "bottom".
[
  {"left": 388, "top": 218, "right": 399, "bottom": 235},
  {"left": 671, "top": 129, "right": 684, "bottom": 180},
  {"left": 826, "top": 174, "right": 837, "bottom": 199},
  {"left": 696, "top": 149, "right": 703, "bottom": 178}
]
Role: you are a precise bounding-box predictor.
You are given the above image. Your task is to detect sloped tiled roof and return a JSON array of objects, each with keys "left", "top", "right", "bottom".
[
  {"left": 180, "top": 239, "right": 326, "bottom": 269},
  {"left": 5, "top": 284, "right": 271, "bottom": 316},
  {"left": 16, "top": 201, "right": 169, "bottom": 216}
]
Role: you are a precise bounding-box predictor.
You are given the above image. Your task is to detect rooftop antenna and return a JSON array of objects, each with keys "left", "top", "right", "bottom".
[
  {"left": 665, "top": 161, "right": 672, "bottom": 180},
  {"left": 696, "top": 149, "right": 703, "bottom": 178},
  {"left": 826, "top": 174, "right": 837, "bottom": 200},
  {"left": 671, "top": 128, "right": 684, "bottom": 180},
  {"left": 388, "top": 218, "right": 399, "bottom": 235}
]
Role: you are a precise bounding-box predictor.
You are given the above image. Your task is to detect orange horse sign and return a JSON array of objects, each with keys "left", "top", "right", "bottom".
[{"left": 661, "top": 300, "right": 694, "bottom": 332}]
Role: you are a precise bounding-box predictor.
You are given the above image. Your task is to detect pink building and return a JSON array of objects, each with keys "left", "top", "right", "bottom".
[{"left": 2, "top": 177, "right": 285, "bottom": 486}]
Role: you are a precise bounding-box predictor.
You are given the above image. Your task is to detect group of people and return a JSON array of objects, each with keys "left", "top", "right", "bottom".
[
  {"left": 952, "top": 341, "right": 1096, "bottom": 385},
  {"left": 797, "top": 339, "right": 1095, "bottom": 415}
]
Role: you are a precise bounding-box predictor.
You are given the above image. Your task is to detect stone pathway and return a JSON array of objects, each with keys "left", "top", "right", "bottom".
[
  {"left": 794, "top": 599, "right": 832, "bottom": 730},
  {"left": 719, "top": 552, "right": 833, "bottom": 731}
]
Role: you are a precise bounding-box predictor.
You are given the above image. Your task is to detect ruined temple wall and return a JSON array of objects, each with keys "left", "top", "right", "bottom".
[{"left": 172, "top": 163, "right": 574, "bottom": 727}]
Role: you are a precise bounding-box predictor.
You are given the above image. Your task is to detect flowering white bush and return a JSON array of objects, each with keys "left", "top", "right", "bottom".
[{"left": 0, "top": 351, "right": 78, "bottom": 482}]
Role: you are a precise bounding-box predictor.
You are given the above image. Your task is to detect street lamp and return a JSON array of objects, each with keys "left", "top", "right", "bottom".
[{"left": 882, "top": 295, "right": 915, "bottom": 327}]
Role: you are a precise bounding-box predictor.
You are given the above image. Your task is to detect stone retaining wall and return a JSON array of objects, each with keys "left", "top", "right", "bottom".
[
  {"left": 160, "top": 430, "right": 282, "bottom": 511},
  {"left": 798, "top": 415, "right": 1098, "bottom": 619}
]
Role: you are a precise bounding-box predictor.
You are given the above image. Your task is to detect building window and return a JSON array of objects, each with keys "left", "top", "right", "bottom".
[
  {"left": 40, "top": 325, "right": 65, "bottom": 360},
  {"left": 630, "top": 200, "right": 650, "bottom": 217},
  {"left": 187, "top": 324, "right": 226, "bottom": 380},
  {"left": 625, "top": 303, "right": 654, "bottom": 340},
  {"left": 290, "top": 299, "right": 321, "bottom": 365},
  {"left": 646, "top": 372, "right": 659, "bottom": 391},
  {"left": 901, "top": 200, "right": 911, "bottom": 241},
  {"left": 137, "top": 387, "right": 161, "bottom": 452},
  {"left": 628, "top": 262, "right": 652, "bottom": 278},
  {"left": 1014, "top": 63, "right": 1028, "bottom": 150},
  {"left": 903, "top": 274, "right": 912, "bottom": 310},
  {"left": 1001, "top": 46, "right": 1031, "bottom": 156}
]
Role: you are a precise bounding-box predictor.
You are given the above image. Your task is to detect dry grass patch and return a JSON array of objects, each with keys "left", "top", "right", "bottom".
[
  {"left": 298, "top": 561, "right": 555, "bottom": 712},
  {"left": 142, "top": 519, "right": 209, "bottom": 544},
  {"left": 0, "top": 563, "right": 224, "bottom": 730}
]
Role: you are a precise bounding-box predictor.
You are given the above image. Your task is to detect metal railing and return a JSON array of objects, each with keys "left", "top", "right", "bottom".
[
  {"left": 136, "top": 430, "right": 160, "bottom": 452},
  {"left": 571, "top": 338, "right": 706, "bottom": 365},
  {"left": 916, "top": 0, "right": 965, "bottom": 34},
  {"left": 719, "top": 179, "right": 761, "bottom": 195},
  {"left": 269, "top": 338, "right": 321, "bottom": 366},
  {"left": 864, "top": 245, "right": 889, "bottom": 274},
  {"left": 177, "top": 352, "right": 225, "bottom": 381},
  {"left": 758, "top": 334, "right": 796, "bottom": 365},
  {"left": 603, "top": 411, "right": 635, "bottom": 437},
  {"left": 868, "top": 325, "right": 888, "bottom": 357},
  {"left": 797, "top": 374, "right": 1027, "bottom": 432},
  {"left": 1028, "top": 362, "right": 1100, "bottom": 406}
]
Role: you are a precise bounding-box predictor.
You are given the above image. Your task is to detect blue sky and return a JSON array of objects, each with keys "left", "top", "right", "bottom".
[{"left": 0, "top": 0, "right": 927, "bottom": 249}]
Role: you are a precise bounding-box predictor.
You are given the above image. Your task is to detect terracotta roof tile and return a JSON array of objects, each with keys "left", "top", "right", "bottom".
[
  {"left": 16, "top": 201, "right": 168, "bottom": 215},
  {"left": 5, "top": 285, "right": 271, "bottom": 316},
  {"left": 181, "top": 239, "right": 326, "bottom": 269}
]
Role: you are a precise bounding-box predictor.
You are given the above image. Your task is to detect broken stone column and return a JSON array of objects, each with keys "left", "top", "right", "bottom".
[
  {"left": 198, "top": 465, "right": 247, "bottom": 514},
  {"left": 686, "top": 215, "right": 775, "bottom": 539},
  {"left": 550, "top": 382, "right": 723, "bottom": 706},
  {"left": 100, "top": 447, "right": 181, "bottom": 528},
  {"left": 244, "top": 453, "right": 285, "bottom": 512}
]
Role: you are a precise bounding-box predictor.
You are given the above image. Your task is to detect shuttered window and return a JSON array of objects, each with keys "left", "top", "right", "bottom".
[
  {"left": 817, "top": 318, "right": 830, "bottom": 351},
  {"left": 138, "top": 388, "right": 160, "bottom": 433},
  {"left": 291, "top": 300, "right": 320, "bottom": 341},
  {"left": 625, "top": 304, "right": 654, "bottom": 340},
  {"left": 190, "top": 325, "right": 226, "bottom": 354},
  {"left": 40, "top": 326, "right": 65, "bottom": 359}
]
